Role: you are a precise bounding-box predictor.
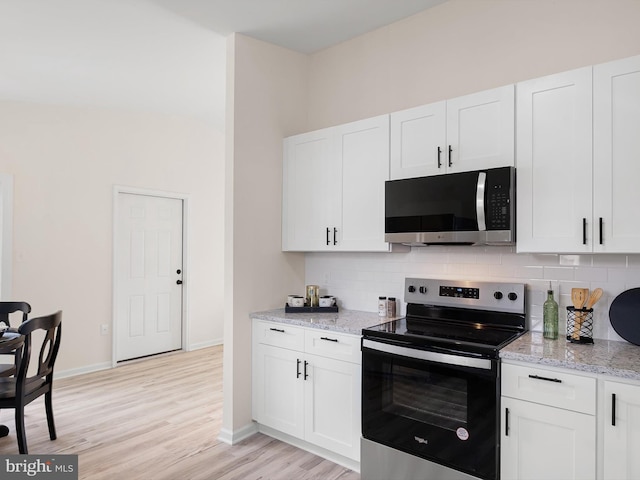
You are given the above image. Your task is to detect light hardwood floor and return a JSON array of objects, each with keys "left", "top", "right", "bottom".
[{"left": 0, "top": 346, "right": 360, "bottom": 480}]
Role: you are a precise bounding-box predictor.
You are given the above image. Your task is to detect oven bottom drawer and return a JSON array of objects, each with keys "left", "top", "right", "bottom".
[{"left": 361, "top": 437, "right": 482, "bottom": 480}]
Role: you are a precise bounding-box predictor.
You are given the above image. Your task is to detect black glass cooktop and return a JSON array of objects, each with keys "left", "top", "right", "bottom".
[{"left": 366, "top": 317, "right": 521, "bottom": 348}]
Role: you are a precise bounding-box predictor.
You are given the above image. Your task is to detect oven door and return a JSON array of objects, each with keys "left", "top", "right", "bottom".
[{"left": 362, "top": 338, "right": 499, "bottom": 480}]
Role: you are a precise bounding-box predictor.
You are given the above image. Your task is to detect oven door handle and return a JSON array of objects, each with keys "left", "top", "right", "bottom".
[{"left": 362, "top": 338, "right": 493, "bottom": 370}]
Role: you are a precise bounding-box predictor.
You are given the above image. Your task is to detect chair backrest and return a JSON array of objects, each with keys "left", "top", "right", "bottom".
[
  {"left": 16, "top": 311, "right": 62, "bottom": 382},
  {"left": 0, "top": 302, "right": 31, "bottom": 328}
]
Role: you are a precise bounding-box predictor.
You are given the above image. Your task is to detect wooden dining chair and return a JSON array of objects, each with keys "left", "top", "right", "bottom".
[
  {"left": 0, "top": 302, "right": 31, "bottom": 377},
  {"left": 0, "top": 310, "right": 62, "bottom": 454},
  {"left": 0, "top": 302, "right": 30, "bottom": 329}
]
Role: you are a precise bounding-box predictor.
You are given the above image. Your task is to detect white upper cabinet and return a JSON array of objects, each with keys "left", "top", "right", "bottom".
[
  {"left": 282, "top": 115, "right": 391, "bottom": 252},
  {"left": 517, "top": 54, "right": 640, "bottom": 253},
  {"left": 593, "top": 55, "right": 640, "bottom": 252},
  {"left": 516, "top": 67, "right": 593, "bottom": 253},
  {"left": 390, "top": 85, "right": 515, "bottom": 180},
  {"left": 282, "top": 128, "right": 335, "bottom": 251},
  {"left": 390, "top": 101, "right": 446, "bottom": 179}
]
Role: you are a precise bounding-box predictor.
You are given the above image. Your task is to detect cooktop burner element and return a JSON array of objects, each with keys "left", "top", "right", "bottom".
[{"left": 364, "top": 278, "right": 527, "bottom": 359}]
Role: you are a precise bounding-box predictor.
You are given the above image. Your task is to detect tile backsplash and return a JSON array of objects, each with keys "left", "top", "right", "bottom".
[{"left": 305, "top": 246, "right": 640, "bottom": 342}]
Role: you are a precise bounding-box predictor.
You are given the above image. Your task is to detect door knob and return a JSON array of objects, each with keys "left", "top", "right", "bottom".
[{"left": 176, "top": 280, "right": 183, "bottom": 285}]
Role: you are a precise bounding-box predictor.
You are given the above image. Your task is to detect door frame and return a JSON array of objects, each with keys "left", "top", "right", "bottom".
[
  {"left": 0, "top": 174, "right": 13, "bottom": 300},
  {"left": 112, "top": 185, "right": 190, "bottom": 367}
]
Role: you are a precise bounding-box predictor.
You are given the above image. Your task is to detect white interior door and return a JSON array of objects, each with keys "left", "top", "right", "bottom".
[{"left": 116, "top": 193, "right": 183, "bottom": 361}]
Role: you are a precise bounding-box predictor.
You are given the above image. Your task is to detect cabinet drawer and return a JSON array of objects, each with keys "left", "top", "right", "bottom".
[
  {"left": 502, "top": 363, "right": 596, "bottom": 415},
  {"left": 304, "top": 329, "right": 361, "bottom": 364},
  {"left": 254, "top": 321, "right": 305, "bottom": 351}
]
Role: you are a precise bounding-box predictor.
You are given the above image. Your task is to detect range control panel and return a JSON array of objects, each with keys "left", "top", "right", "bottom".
[
  {"left": 405, "top": 277, "right": 525, "bottom": 314},
  {"left": 440, "top": 285, "right": 480, "bottom": 299}
]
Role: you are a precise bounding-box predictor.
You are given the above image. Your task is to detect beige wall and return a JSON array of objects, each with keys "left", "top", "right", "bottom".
[
  {"left": 222, "top": 34, "right": 307, "bottom": 438},
  {"left": 307, "top": 0, "right": 640, "bottom": 130},
  {"left": 0, "top": 102, "right": 225, "bottom": 374}
]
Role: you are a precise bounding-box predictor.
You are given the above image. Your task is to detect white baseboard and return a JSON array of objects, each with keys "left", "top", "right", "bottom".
[
  {"left": 188, "top": 338, "right": 223, "bottom": 351},
  {"left": 55, "top": 361, "right": 112, "bottom": 380},
  {"left": 217, "top": 422, "right": 259, "bottom": 445}
]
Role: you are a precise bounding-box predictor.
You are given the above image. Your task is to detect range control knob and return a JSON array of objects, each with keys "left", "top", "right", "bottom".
[
  {"left": 408, "top": 285, "right": 416, "bottom": 293},
  {"left": 493, "top": 291, "right": 503, "bottom": 300},
  {"left": 419, "top": 286, "right": 428, "bottom": 294},
  {"left": 508, "top": 292, "right": 518, "bottom": 301}
]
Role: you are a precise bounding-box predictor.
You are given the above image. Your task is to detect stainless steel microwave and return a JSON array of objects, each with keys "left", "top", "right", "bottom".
[{"left": 385, "top": 166, "right": 515, "bottom": 246}]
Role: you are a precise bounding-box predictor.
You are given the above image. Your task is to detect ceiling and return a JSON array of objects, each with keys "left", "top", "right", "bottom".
[
  {"left": 148, "top": 0, "right": 448, "bottom": 54},
  {"left": 0, "top": 0, "right": 447, "bottom": 129}
]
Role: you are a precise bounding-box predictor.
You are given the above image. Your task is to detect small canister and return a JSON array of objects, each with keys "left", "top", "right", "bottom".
[
  {"left": 387, "top": 297, "right": 397, "bottom": 317},
  {"left": 306, "top": 285, "right": 320, "bottom": 307},
  {"left": 378, "top": 296, "right": 387, "bottom": 317}
]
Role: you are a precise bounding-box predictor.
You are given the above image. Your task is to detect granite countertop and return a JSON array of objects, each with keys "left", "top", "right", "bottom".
[
  {"left": 250, "top": 308, "right": 394, "bottom": 336},
  {"left": 501, "top": 331, "right": 640, "bottom": 381}
]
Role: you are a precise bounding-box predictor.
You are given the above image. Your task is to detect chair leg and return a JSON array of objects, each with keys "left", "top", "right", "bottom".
[
  {"left": 45, "top": 391, "right": 57, "bottom": 440},
  {"left": 15, "top": 405, "right": 28, "bottom": 454}
]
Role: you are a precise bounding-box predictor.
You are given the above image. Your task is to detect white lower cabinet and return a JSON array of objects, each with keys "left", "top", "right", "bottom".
[
  {"left": 603, "top": 380, "right": 640, "bottom": 480},
  {"left": 501, "top": 397, "right": 596, "bottom": 480},
  {"left": 501, "top": 363, "right": 596, "bottom": 480},
  {"left": 252, "top": 320, "right": 361, "bottom": 462}
]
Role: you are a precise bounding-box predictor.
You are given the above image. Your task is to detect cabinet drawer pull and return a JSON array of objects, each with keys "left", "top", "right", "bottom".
[
  {"left": 583, "top": 218, "right": 587, "bottom": 245},
  {"left": 304, "top": 360, "right": 309, "bottom": 380},
  {"left": 437, "top": 146, "right": 442, "bottom": 168},
  {"left": 320, "top": 336, "right": 338, "bottom": 343},
  {"left": 333, "top": 227, "right": 338, "bottom": 245},
  {"left": 326, "top": 227, "right": 330, "bottom": 246},
  {"left": 599, "top": 217, "right": 604, "bottom": 245},
  {"left": 296, "top": 358, "right": 301, "bottom": 379},
  {"left": 269, "top": 328, "right": 285, "bottom": 333},
  {"left": 448, "top": 145, "right": 452, "bottom": 167},
  {"left": 612, "top": 393, "right": 617, "bottom": 426},
  {"left": 528, "top": 374, "right": 562, "bottom": 383},
  {"left": 505, "top": 407, "right": 510, "bottom": 436}
]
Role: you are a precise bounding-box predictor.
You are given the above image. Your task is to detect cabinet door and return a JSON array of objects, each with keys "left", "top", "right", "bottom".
[
  {"left": 446, "top": 85, "right": 515, "bottom": 173},
  {"left": 337, "top": 115, "right": 390, "bottom": 251},
  {"left": 253, "top": 344, "right": 304, "bottom": 438},
  {"left": 282, "top": 128, "right": 336, "bottom": 251},
  {"left": 594, "top": 55, "right": 640, "bottom": 253},
  {"left": 501, "top": 397, "right": 596, "bottom": 480},
  {"left": 390, "top": 101, "right": 446, "bottom": 179},
  {"left": 516, "top": 67, "right": 593, "bottom": 253},
  {"left": 603, "top": 381, "right": 640, "bottom": 480},
  {"left": 304, "top": 353, "right": 361, "bottom": 461}
]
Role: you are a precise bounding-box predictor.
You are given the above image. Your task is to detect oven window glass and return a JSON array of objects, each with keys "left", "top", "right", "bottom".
[{"left": 388, "top": 364, "right": 467, "bottom": 431}]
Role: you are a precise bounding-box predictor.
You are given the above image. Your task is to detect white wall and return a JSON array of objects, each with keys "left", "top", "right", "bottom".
[
  {"left": 301, "top": 0, "right": 640, "bottom": 341},
  {"left": 0, "top": 102, "right": 225, "bottom": 374},
  {"left": 0, "top": 1, "right": 227, "bottom": 375},
  {"left": 222, "top": 34, "right": 307, "bottom": 440}
]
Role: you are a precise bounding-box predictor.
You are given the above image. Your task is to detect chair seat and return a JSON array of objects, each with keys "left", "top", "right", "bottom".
[
  {"left": 0, "top": 376, "right": 47, "bottom": 400},
  {"left": 0, "top": 363, "right": 16, "bottom": 377}
]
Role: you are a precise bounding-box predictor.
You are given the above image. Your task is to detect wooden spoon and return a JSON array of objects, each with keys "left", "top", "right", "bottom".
[
  {"left": 571, "top": 288, "right": 589, "bottom": 340},
  {"left": 585, "top": 288, "right": 603, "bottom": 310}
]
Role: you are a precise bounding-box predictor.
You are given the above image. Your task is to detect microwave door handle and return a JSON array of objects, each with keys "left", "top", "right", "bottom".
[{"left": 476, "top": 172, "right": 487, "bottom": 231}]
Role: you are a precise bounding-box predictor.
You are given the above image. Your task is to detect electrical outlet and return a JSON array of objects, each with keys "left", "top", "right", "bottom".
[{"left": 100, "top": 324, "right": 109, "bottom": 335}]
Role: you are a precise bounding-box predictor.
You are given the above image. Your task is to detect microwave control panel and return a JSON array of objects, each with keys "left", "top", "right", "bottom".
[{"left": 485, "top": 169, "right": 513, "bottom": 230}]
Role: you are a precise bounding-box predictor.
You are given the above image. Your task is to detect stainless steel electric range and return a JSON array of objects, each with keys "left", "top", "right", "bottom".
[{"left": 361, "top": 277, "right": 527, "bottom": 480}]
